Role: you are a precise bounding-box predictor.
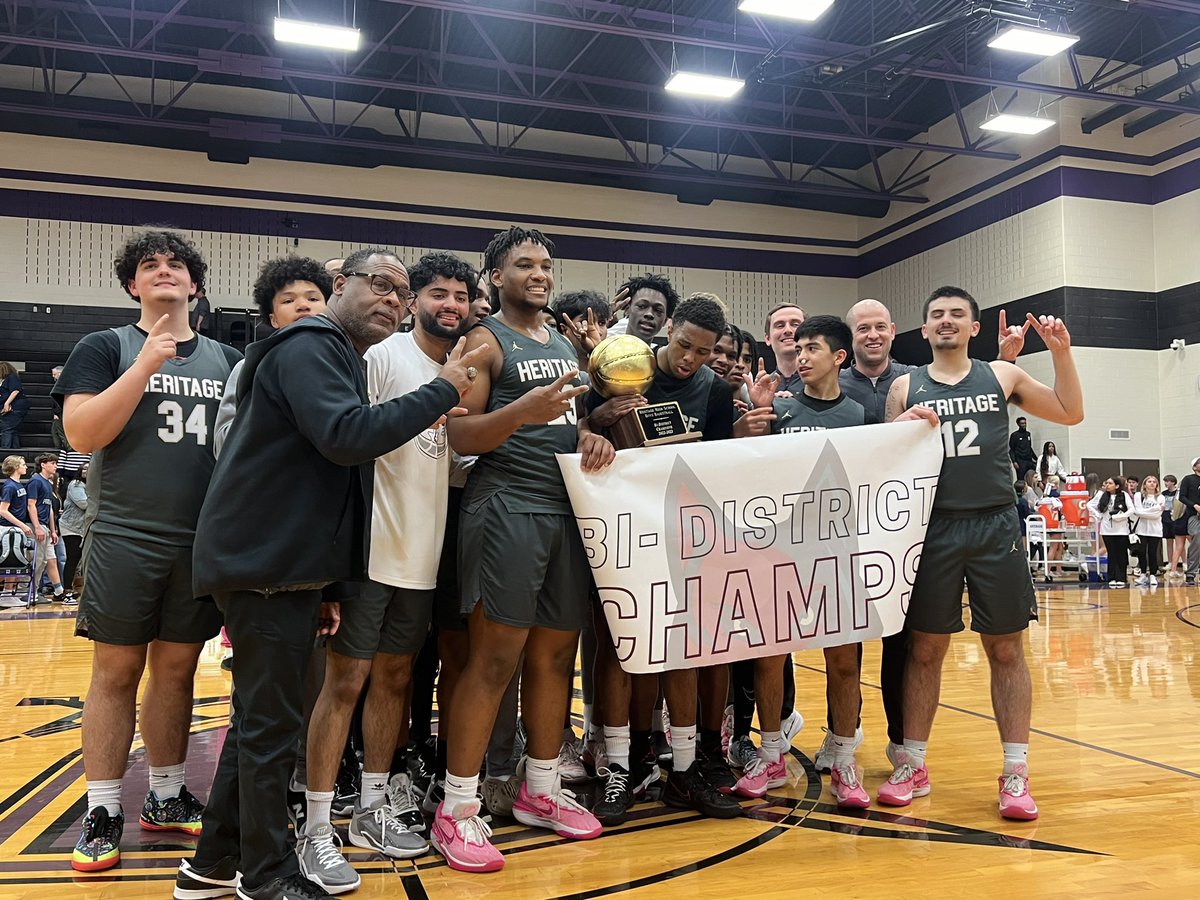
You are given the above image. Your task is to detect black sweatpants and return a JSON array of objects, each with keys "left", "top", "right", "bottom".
[
  {"left": 191, "top": 589, "right": 321, "bottom": 890},
  {"left": 731, "top": 654, "right": 796, "bottom": 738}
]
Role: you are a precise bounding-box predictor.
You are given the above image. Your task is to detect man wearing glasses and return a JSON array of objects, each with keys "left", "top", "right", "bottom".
[
  {"left": 296, "top": 252, "right": 479, "bottom": 889},
  {"left": 178, "top": 247, "right": 486, "bottom": 900}
]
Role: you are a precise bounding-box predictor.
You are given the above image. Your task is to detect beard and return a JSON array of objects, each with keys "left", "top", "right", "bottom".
[{"left": 418, "top": 307, "right": 467, "bottom": 341}]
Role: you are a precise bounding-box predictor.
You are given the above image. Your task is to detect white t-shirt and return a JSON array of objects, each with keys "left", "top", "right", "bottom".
[{"left": 365, "top": 332, "right": 450, "bottom": 589}]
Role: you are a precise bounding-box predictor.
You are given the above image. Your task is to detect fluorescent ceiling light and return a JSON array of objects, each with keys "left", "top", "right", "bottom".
[
  {"left": 980, "top": 113, "right": 1056, "bottom": 135},
  {"left": 274, "top": 17, "right": 361, "bottom": 52},
  {"left": 987, "top": 25, "right": 1080, "bottom": 57},
  {"left": 665, "top": 71, "right": 745, "bottom": 99},
  {"left": 738, "top": 0, "right": 835, "bottom": 22}
]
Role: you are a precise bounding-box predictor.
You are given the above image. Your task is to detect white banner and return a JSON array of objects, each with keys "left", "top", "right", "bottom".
[{"left": 558, "top": 421, "right": 945, "bottom": 674}]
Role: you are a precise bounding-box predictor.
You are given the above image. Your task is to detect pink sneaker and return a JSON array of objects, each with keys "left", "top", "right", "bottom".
[
  {"left": 430, "top": 800, "right": 503, "bottom": 873},
  {"left": 220, "top": 627, "right": 232, "bottom": 648},
  {"left": 876, "top": 752, "right": 931, "bottom": 807},
  {"left": 720, "top": 704, "right": 734, "bottom": 758},
  {"left": 829, "top": 762, "right": 869, "bottom": 809},
  {"left": 998, "top": 765, "right": 1039, "bottom": 820},
  {"left": 512, "top": 784, "right": 602, "bottom": 839},
  {"left": 732, "top": 754, "right": 787, "bottom": 799}
]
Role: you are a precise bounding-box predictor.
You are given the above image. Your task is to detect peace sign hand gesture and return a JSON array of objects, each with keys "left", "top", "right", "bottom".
[{"left": 1027, "top": 314, "right": 1072, "bottom": 354}]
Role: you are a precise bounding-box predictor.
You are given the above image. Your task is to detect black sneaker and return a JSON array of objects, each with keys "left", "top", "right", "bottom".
[
  {"left": 699, "top": 746, "right": 737, "bottom": 795},
  {"left": 220, "top": 656, "right": 233, "bottom": 672},
  {"left": 71, "top": 805, "right": 124, "bottom": 871},
  {"left": 236, "top": 873, "right": 333, "bottom": 900},
  {"left": 331, "top": 756, "right": 359, "bottom": 817},
  {"left": 664, "top": 761, "right": 742, "bottom": 819},
  {"left": 174, "top": 856, "right": 240, "bottom": 900},
  {"left": 141, "top": 785, "right": 205, "bottom": 835},
  {"left": 407, "top": 748, "right": 433, "bottom": 797},
  {"left": 592, "top": 764, "right": 635, "bottom": 826},
  {"left": 286, "top": 785, "right": 307, "bottom": 833}
]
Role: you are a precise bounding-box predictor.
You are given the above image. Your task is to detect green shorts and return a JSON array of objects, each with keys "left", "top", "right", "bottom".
[
  {"left": 330, "top": 581, "right": 433, "bottom": 658},
  {"left": 77, "top": 529, "right": 221, "bottom": 645},
  {"left": 459, "top": 493, "right": 589, "bottom": 632},
  {"left": 907, "top": 506, "right": 1038, "bottom": 635}
]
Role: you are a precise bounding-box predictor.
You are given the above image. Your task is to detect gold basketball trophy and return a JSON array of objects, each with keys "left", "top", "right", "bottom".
[{"left": 588, "top": 335, "right": 700, "bottom": 449}]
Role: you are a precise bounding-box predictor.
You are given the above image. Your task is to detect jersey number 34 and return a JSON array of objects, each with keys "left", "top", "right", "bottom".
[{"left": 158, "top": 400, "right": 209, "bottom": 445}]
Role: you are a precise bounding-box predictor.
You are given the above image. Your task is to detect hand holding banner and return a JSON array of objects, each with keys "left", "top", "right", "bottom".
[{"left": 558, "top": 421, "right": 944, "bottom": 674}]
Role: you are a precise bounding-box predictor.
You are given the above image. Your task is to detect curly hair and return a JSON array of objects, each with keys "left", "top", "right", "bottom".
[
  {"left": 252, "top": 256, "right": 333, "bottom": 321},
  {"left": 671, "top": 295, "right": 726, "bottom": 339},
  {"left": 113, "top": 228, "right": 207, "bottom": 299},
  {"left": 553, "top": 289, "right": 610, "bottom": 324},
  {"left": 619, "top": 273, "right": 680, "bottom": 318},
  {"left": 482, "top": 226, "right": 555, "bottom": 309},
  {"left": 408, "top": 252, "right": 478, "bottom": 300}
]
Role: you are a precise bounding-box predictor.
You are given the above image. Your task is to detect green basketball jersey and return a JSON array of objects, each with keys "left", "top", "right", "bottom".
[
  {"left": 464, "top": 316, "right": 582, "bottom": 515},
  {"left": 772, "top": 393, "right": 868, "bottom": 433},
  {"left": 87, "top": 325, "right": 234, "bottom": 544},
  {"left": 907, "top": 359, "right": 1014, "bottom": 512}
]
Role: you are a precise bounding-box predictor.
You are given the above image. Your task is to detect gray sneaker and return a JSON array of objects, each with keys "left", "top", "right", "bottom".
[
  {"left": 295, "top": 822, "right": 360, "bottom": 895},
  {"left": 481, "top": 776, "right": 521, "bottom": 818},
  {"left": 348, "top": 799, "right": 427, "bottom": 859},
  {"left": 386, "top": 772, "right": 425, "bottom": 834}
]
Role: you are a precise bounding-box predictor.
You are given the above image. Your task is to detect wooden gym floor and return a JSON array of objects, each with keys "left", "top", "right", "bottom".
[{"left": 1, "top": 581, "right": 1199, "bottom": 899}]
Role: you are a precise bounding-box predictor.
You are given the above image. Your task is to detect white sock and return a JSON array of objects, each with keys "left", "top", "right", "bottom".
[
  {"left": 87, "top": 778, "right": 123, "bottom": 816},
  {"left": 604, "top": 725, "right": 631, "bottom": 770},
  {"left": 526, "top": 756, "right": 559, "bottom": 798},
  {"left": 306, "top": 789, "right": 333, "bottom": 830},
  {"left": 760, "top": 730, "right": 786, "bottom": 763},
  {"left": 671, "top": 724, "right": 697, "bottom": 771},
  {"left": 830, "top": 733, "right": 857, "bottom": 766},
  {"left": 902, "top": 739, "right": 928, "bottom": 768},
  {"left": 148, "top": 763, "right": 186, "bottom": 800},
  {"left": 360, "top": 771, "right": 388, "bottom": 810},
  {"left": 444, "top": 772, "right": 479, "bottom": 811},
  {"left": 1001, "top": 742, "right": 1029, "bottom": 774},
  {"left": 582, "top": 703, "right": 593, "bottom": 739}
]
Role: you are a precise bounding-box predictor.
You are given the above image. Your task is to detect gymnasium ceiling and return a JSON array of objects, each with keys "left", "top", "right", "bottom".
[{"left": 1, "top": 0, "right": 1199, "bottom": 216}]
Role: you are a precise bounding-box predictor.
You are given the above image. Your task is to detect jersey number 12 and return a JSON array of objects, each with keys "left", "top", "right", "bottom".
[
  {"left": 940, "top": 419, "right": 980, "bottom": 458},
  {"left": 158, "top": 400, "right": 209, "bottom": 445}
]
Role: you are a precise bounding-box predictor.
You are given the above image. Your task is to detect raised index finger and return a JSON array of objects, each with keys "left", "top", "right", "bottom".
[
  {"left": 550, "top": 367, "right": 581, "bottom": 389},
  {"left": 148, "top": 313, "right": 171, "bottom": 336},
  {"left": 999, "top": 309, "right": 1008, "bottom": 332}
]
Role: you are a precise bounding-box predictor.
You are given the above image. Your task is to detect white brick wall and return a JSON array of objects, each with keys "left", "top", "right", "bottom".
[
  {"left": 1158, "top": 345, "right": 1200, "bottom": 478},
  {"left": 1061, "top": 198, "right": 1156, "bottom": 292},
  {"left": 1152, "top": 190, "right": 1200, "bottom": 292}
]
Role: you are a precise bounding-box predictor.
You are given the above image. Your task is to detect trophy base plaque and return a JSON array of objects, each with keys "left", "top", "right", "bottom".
[{"left": 610, "top": 400, "right": 702, "bottom": 449}]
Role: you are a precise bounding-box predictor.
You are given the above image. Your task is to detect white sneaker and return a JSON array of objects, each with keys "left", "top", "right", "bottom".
[
  {"left": 1135, "top": 574, "right": 1149, "bottom": 586},
  {"left": 886, "top": 740, "right": 902, "bottom": 768},
  {"left": 813, "top": 726, "right": 863, "bottom": 773},
  {"left": 558, "top": 739, "right": 588, "bottom": 784},
  {"left": 1149, "top": 575, "right": 1158, "bottom": 587},
  {"left": 781, "top": 709, "right": 804, "bottom": 745}
]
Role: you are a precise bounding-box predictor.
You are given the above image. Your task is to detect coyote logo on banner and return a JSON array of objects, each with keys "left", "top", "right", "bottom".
[{"left": 558, "top": 422, "right": 944, "bottom": 673}]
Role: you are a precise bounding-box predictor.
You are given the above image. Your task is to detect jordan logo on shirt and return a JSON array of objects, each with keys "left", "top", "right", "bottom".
[
  {"left": 916, "top": 385, "right": 927, "bottom": 394},
  {"left": 511, "top": 341, "right": 522, "bottom": 352},
  {"left": 781, "top": 410, "right": 793, "bottom": 421}
]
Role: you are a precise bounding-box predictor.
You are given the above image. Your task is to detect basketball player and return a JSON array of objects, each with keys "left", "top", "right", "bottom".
[
  {"left": 609, "top": 274, "right": 677, "bottom": 343},
  {"left": 879, "top": 287, "right": 1083, "bottom": 820},
  {"left": 435, "top": 227, "right": 613, "bottom": 873},
  {"left": 52, "top": 229, "right": 241, "bottom": 872},
  {"left": 735, "top": 316, "right": 936, "bottom": 805},
  {"left": 585, "top": 295, "right": 742, "bottom": 825},
  {"left": 178, "top": 248, "right": 485, "bottom": 900}
]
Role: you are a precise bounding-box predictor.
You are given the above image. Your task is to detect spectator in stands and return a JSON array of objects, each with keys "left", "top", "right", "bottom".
[
  {"left": 1037, "top": 476, "right": 1064, "bottom": 582},
  {"left": 1088, "top": 476, "right": 1135, "bottom": 588},
  {"left": 27, "top": 453, "right": 65, "bottom": 602},
  {"left": 1009, "top": 416, "right": 1036, "bottom": 478},
  {"left": 1023, "top": 469, "right": 1043, "bottom": 502},
  {"left": 1037, "top": 441, "right": 1067, "bottom": 484},
  {"left": 1181, "top": 457, "right": 1200, "bottom": 586},
  {"left": 59, "top": 462, "right": 87, "bottom": 603},
  {"left": 1133, "top": 475, "right": 1165, "bottom": 587},
  {"left": 0, "top": 454, "right": 34, "bottom": 605},
  {"left": 0, "top": 362, "right": 31, "bottom": 450},
  {"left": 1125, "top": 476, "right": 1140, "bottom": 498},
  {"left": 1163, "top": 475, "right": 1186, "bottom": 579},
  {"left": 1016, "top": 481, "right": 1041, "bottom": 577},
  {"left": 191, "top": 287, "right": 212, "bottom": 338}
]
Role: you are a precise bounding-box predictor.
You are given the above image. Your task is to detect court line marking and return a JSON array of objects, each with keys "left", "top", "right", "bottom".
[{"left": 795, "top": 662, "right": 1200, "bottom": 781}]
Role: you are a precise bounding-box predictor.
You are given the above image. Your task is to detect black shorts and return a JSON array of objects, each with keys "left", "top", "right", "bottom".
[
  {"left": 907, "top": 506, "right": 1037, "bottom": 636},
  {"left": 76, "top": 529, "right": 221, "bottom": 645},
  {"left": 329, "top": 580, "right": 432, "bottom": 658},
  {"left": 433, "top": 487, "right": 467, "bottom": 633},
  {"left": 459, "top": 493, "right": 589, "bottom": 632}
]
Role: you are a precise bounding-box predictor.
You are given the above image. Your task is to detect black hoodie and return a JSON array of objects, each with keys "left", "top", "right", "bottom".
[{"left": 192, "top": 316, "right": 459, "bottom": 596}]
